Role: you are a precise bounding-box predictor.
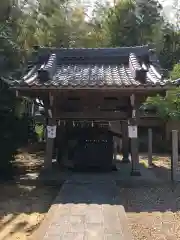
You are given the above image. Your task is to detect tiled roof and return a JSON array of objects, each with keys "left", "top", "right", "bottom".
[{"left": 8, "top": 46, "right": 173, "bottom": 89}]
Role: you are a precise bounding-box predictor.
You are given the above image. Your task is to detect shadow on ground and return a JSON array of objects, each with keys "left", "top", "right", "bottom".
[
  {"left": 0, "top": 145, "right": 59, "bottom": 240},
  {"left": 0, "top": 182, "right": 59, "bottom": 240},
  {"left": 35, "top": 159, "right": 180, "bottom": 214},
  {"left": 1, "top": 146, "right": 180, "bottom": 240}
]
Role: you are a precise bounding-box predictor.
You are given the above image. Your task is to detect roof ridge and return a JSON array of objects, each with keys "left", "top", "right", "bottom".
[{"left": 33, "top": 46, "right": 151, "bottom": 66}]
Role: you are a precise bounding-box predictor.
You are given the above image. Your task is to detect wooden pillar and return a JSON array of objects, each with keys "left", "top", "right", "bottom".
[
  {"left": 56, "top": 124, "right": 61, "bottom": 165},
  {"left": 52, "top": 135, "right": 57, "bottom": 162},
  {"left": 171, "top": 130, "right": 179, "bottom": 181},
  {"left": 44, "top": 118, "right": 56, "bottom": 169},
  {"left": 112, "top": 136, "right": 118, "bottom": 170},
  {"left": 148, "top": 128, "right": 153, "bottom": 167},
  {"left": 129, "top": 94, "right": 141, "bottom": 176},
  {"left": 121, "top": 120, "right": 130, "bottom": 163},
  {"left": 44, "top": 93, "right": 57, "bottom": 170},
  {"left": 113, "top": 136, "right": 117, "bottom": 161}
]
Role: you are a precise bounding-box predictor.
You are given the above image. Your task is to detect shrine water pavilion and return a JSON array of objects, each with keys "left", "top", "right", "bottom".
[{"left": 7, "top": 45, "right": 176, "bottom": 176}]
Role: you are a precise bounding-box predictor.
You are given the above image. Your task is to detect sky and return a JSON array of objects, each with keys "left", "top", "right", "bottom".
[
  {"left": 160, "top": 0, "right": 176, "bottom": 22},
  {"left": 83, "top": 0, "right": 177, "bottom": 24}
]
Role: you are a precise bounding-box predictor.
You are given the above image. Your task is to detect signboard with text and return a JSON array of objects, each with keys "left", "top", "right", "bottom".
[{"left": 128, "top": 125, "right": 137, "bottom": 138}]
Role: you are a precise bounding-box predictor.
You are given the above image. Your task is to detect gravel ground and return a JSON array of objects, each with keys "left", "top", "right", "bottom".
[
  {"left": 118, "top": 155, "right": 180, "bottom": 240},
  {"left": 119, "top": 185, "right": 180, "bottom": 240},
  {"left": 0, "top": 184, "right": 58, "bottom": 240},
  {"left": 2, "top": 149, "right": 180, "bottom": 240}
]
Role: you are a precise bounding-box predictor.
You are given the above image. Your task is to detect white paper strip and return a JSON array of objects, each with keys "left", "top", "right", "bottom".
[
  {"left": 128, "top": 125, "right": 137, "bottom": 138},
  {"left": 132, "top": 109, "right": 136, "bottom": 118},
  {"left": 48, "top": 109, "right": 52, "bottom": 118},
  {"left": 130, "top": 94, "right": 135, "bottom": 106},
  {"left": 47, "top": 125, "right": 57, "bottom": 138}
]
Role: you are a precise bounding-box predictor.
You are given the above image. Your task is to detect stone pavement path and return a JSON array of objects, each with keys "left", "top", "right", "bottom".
[{"left": 42, "top": 175, "right": 132, "bottom": 240}]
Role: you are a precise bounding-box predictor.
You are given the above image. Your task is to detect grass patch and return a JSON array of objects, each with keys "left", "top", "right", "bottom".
[{"left": 139, "top": 159, "right": 149, "bottom": 168}]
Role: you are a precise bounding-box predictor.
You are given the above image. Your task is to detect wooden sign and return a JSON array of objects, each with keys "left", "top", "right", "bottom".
[
  {"left": 128, "top": 125, "right": 137, "bottom": 138},
  {"left": 47, "top": 125, "right": 57, "bottom": 138}
]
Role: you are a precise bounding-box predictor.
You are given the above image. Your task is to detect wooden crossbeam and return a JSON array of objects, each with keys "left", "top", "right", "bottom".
[{"left": 57, "top": 111, "right": 127, "bottom": 120}]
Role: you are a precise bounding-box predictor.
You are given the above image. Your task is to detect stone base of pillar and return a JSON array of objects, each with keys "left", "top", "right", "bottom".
[
  {"left": 130, "top": 170, "right": 141, "bottom": 176},
  {"left": 121, "top": 157, "right": 130, "bottom": 163},
  {"left": 41, "top": 165, "right": 52, "bottom": 175},
  {"left": 148, "top": 164, "right": 154, "bottom": 169}
]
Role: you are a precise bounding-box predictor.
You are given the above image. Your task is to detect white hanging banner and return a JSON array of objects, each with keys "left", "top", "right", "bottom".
[
  {"left": 128, "top": 125, "right": 137, "bottom": 138},
  {"left": 132, "top": 109, "right": 136, "bottom": 118},
  {"left": 47, "top": 125, "right": 57, "bottom": 139}
]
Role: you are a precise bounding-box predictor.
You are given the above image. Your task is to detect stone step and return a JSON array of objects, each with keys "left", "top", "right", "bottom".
[{"left": 32, "top": 175, "right": 133, "bottom": 240}]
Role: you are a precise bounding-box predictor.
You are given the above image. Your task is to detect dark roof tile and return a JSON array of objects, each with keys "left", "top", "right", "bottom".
[{"left": 8, "top": 46, "right": 173, "bottom": 89}]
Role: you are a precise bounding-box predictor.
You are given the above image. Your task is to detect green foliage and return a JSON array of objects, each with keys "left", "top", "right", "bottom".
[
  {"left": 105, "top": 0, "right": 138, "bottom": 47},
  {"left": 0, "top": 0, "right": 179, "bottom": 69},
  {"left": 171, "top": 63, "right": 180, "bottom": 80},
  {"left": 1, "top": 0, "right": 180, "bottom": 176},
  {"left": 0, "top": 80, "right": 37, "bottom": 179},
  {"left": 100, "top": 0, "right": 163, "bottom": 47},
  {"left": 144, "top": 88, "right": 180, "bottom": 120},
  {"left": 146, "top": 63, "right": 180, "bottom": 120},
  {"left": 135, "top": 0, "right": 163, "bottom": 44},
  {"left": 0, "top": 81, "right": 17, "bottom": 179},
  {"left": 158, "top": 24, "right": 180, "bottom": 70},
  {"left": 35, "top": 124, "right": 44, "bottom": 141}
]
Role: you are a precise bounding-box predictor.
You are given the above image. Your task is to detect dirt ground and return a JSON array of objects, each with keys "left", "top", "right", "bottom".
[
  {"left": 0, "top": 150, "right": 180, "bottom": 240},
  {"left": 120, "top": 184, "right": 180, "bottom": 240},
  {"left": 124, "top": 155, "right": 180, "bottom": 240},
  {"left": 0, "top": 184, "right": 58, "bottom": 240},
  {"left": 0, "top": 148, "right": 59, "bottom": 240},
  {"left": 138, "top": 155, "right": 174, "bottom": 182}
]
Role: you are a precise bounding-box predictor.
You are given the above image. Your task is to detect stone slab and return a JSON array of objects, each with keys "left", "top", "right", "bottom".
[{"left": 38, "top": 175, "right": 133, "bottom": 240}]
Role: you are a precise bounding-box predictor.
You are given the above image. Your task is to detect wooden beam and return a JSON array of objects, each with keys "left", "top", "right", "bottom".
[
  {"left": 55, "top": 96, "right": 129, "bottom": 110},
  {"left": 56, "top": 105, "right": 130, "bottom": 113},
  {"left": 57, "top": 111, "right": 127, "bottom": 120},
  {"left": 13, "top": 86, "right": 174, "bottom": 93}
]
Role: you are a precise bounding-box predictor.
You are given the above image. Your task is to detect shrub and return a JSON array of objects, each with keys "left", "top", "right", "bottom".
[{"left": 171, "top": 63, "right": 180, "bottom": 80}]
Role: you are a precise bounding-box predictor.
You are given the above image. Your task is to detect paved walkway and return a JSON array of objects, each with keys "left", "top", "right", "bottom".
[{"left": 42, "top": 175, "right": 132, "bottom": 240}]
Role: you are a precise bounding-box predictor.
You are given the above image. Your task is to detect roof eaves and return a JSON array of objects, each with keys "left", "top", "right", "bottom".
[{"left": 10, "top": 82, "right": 178, "bottom": 91}]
